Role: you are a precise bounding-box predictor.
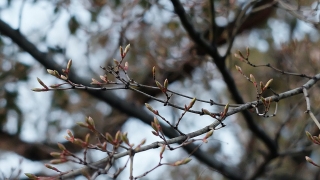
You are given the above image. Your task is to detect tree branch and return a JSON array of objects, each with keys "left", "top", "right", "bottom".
[
  {"left": 170, "top": 0, "right": 278, "bottom": 159},
  {"left": 61, "top": 73, "right": 320, "bottom": 179},
  {"left": 0, "top": 19, "right": 242, "bottom": 180}
]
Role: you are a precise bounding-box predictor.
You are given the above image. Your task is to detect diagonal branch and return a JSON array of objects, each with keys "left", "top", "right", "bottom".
[
  {"left": 0, "top": 19, "right": 242, "bottom": 180},
  {"left": 61, "top": 73, "right": 320, "bottom": 179},
  {"left": 170, "top": 0, "right": 221, "bottom": 60}
]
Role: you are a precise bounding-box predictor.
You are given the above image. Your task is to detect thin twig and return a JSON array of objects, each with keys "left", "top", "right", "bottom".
[{"left": 302, "top": 87, "right": 320, "bottom": 130}]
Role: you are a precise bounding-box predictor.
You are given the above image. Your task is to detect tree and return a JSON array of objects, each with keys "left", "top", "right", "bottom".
[{"left": 1, "top": 0, "right": 320, "bottom": 179}]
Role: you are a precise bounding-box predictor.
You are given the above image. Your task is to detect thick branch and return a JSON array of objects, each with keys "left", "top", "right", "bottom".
[{"left": 170, "top": 0, "right": 220, "bottom": 60}]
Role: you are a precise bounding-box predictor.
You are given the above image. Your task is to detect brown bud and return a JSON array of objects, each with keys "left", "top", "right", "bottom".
[
  {"left": 263, "top": 79, "right": 273, "bottom": 91},
  {"left": 37, "top": 77, "right": 48, "bottom": 89},
  {"left": 124, "top": 44, "right": 130, "bottom": 54},
  {"left": 57, "top": 143, "right": 66, "bottom": 151},
  {"left": 249, "top": 74, "right": 256, "bottom": 83},
  {"left": 164, "top": 79, "right": 168, "bottom": 90},
  {"left": 106, "top": 133, "right": 114, "bottom": 143},
  {"left": 246, "top": 47, "right": 250, "bottom": 57},
  {"left": 145, "top": 103, "right": 154, "bottom": 112},
  {"left": 45, "top": 164, "right": 60, "bottom": 172},
  {"left": 24, "top": 173, "right": 38, "bottom": 179},
  {"left": 86, "top": 116, "right": 95, "bottom": 128},
  {"left": 100, "top": 75, "right": 108, "bottom": 82},
  {"left": 235, "top": 65, "right": 242, "bottom": 73},
  {"left": 306, "top": 131, "right": 313, "bottom": 142},
  {"left": 85, "top": 133, "right": 90, "bottom": 144},
  {"left": 77, "top": 122, "right": 88, "bottom": 128},
  {"left": 50, "top": 159, "right": 67, "bottom": 164},
  {"left": 202, "top": 108, "right": 211, "bottom": 115},
  {"left": 152, "top": 66, "right": 156, "bottom": 80},
  {"left": 160, "top": 145, "right": 165, "bottom": 158},
  {"left": 50, "top": 152, "right": 61, "bottom": 158},
  {"left": 155, "top": 81, "right": 163, "bottom": 91},
  {"left": 67, "top": 59, "right": 72, "bottom": 71},
  {"left": 120, "top": 46, "right": 124, "bottom": 58},
  {"left": 187, "top": 98, "right": 196, "bottom": 109},
  {"left": 205, "top": 130, "right": 214, "bottom": 139},
  {"left": 47, "top": 69, "right": 55, "bottom": 76},
  {"left": 31, "top": 88, "right": 46, "bottom": 92},
  {"left": 60, "top": 75, "right": 67, "bottom": 80}
]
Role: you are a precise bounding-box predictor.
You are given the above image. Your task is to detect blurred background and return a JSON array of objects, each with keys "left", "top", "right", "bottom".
[{"left": 0, "top": 0, "right": 320, "bottom": 179}]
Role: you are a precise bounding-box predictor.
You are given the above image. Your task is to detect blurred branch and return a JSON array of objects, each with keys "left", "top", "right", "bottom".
[
  {"left": 209, "top": 0, "right": 217, "bottom": 44},
  {"left": 170, "top": 0, "right": 221, "bottom": 60},
  {"left": 0, "top": 130, "right": 53, "bottom": 161},
  {"left": 278, "top": 0, "right": 320, "bottom": 29},
  {"left": 0, "top": 19, "right": 242, "bottom": 180},
  {"left": 170, "top": 0, "right": 278, "bottom": 159},
  {"left": 224, "top": 1, "right": 257, "bottom": 58}
]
